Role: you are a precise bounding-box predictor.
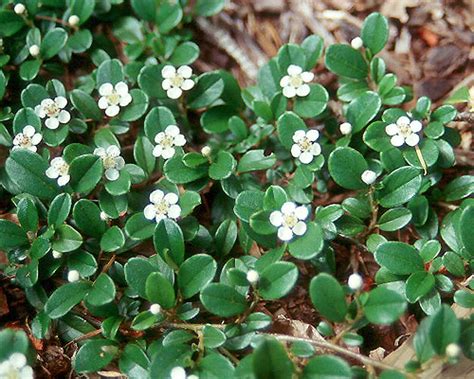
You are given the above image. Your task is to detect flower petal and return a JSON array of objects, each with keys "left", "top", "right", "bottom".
[
  {"left": 46, "top": 167, "right": 59, "bottom": 179},
  {"left": 299, "top": 151, "right": 314, "bottom": 164},
  {"left": 35, "top": 105, "right": 45, "bottom": 118},
  {"left": 144, "top": 204, "right": 156, "bottom": 220},
  {"left": 278, "top": 226, "right": 293, "bottom": 241},
  {"left": 311, "top": 143, "right": 321, "bottom": 156},
  {"left": 162, "top": 79, "right": 172, "bottom": 90},
  {"left": 150, "top": 189, "right": 164, "bottom": 203},
  {"left": 405, "top": 133, "right": 420, "bottom": 147},
  {"left": 45, "top": 117, "right": 60, "bottom": 130},
  {"left": 301, "top": 71, "right": 314, "bottom": 82},
  {"left": 55, "top": 96, "right": 67, "bottom": 108},
  {"left": 287, "top": 64, "right": 302, "bottom": 76},
  {"left": 294, "top": 206, "right": 309, "bottom": 220},
  {"left": 281, "top": 202, "right": 296, "bottom": 215},
  {"left": 410, "top": 120, "right": 422, "bottom": 133},
  {"left": 58, "top": 110, "right": 71, "bottom": 123},
  {"left": 99, "top": 83, "right": 113, "bottom": 96},
  {"left": 165, "top": 124, "right": 180, "bottom": 137},
  {"left": 114, "top": 156, "right": 125, "bottom": 169},
  {"left": 173, "top": 134, "right": 186, "bottom": 147},
  {"left": 31, "top": 133, "right": 42, "bottom": 145},
  {"left": 105, "top": 105, "right": 120, "bottom": 117},
  {"left": 292, "top": 129, "right": 306, "bottom": 142},
  {"left": 107, "top": 145, "right": 121, "bottom": 157},
  {"left": 385, "top": 123, "right": 398, "bottom": 136},
  {"left": 181, "top": 79, "right": 195, "bottom": 90},
  {"left": 23, "top": 125, "right": 36, "bottom": 137},
  {"left": 167, "top": 87, "right": 182, "bottom": 99},
  {"left": 94, "top": 147, "right": 106, "bottom": 157},
  {"left": 391, "top": 135, "right": 405, "bottom": 147},
  {"left": 153, "top": 145, "right": 163, "bottom": 157},
  {"left": 98, "top": 96, "right": 109, "bottom": 109},
  {"left": 115, "top": 81, "right": 129, "bottom": 95},
  {"left": 177, "top": 65, "right": 193, "bottom": 78},
  {"left": 396, "top": 116, "right": 410, "bottom": 127},
  {"left": 291, "top": 144, "right": 301, "bottom": 158},
  {"left": 279, "top": 75, "right": 290, "bottom": 87},
  {"left": 155, "top": 132, "right": 165, "bottom": 143},
  {"left": 161, "top": 65, "right": 176, "bottom": 79},
  {"left": 168, "top": 204, "right": 181, "bottom": 219},
  {"left": 57, "top": 175, "right": 70, "bottom": 186},
  {"left": 164, "top": 192, "right": 179, "bottom": 204},
  {"left": 296, "top": 84, "right": 310, "bottom": 97},
  {"left": 162, "top": 147, "right": 176, "bottom": 159},
  {"left": 105, "top": 168, "right": 120, "bottom": 181},
  {"left": 282, "top": 85, "right": 296, "bottom": 98},
  {"left": 306, "top": 129, "right": 319, "bottom": 141},
  {"left": 293, "top": 221, "right": 307, "bottom": 236},
  {"left": 269, "top": 211, "right": 283, "bottom": 227},
  {"left": 119, "top": 93, "right": 132, "bottom": 107}
]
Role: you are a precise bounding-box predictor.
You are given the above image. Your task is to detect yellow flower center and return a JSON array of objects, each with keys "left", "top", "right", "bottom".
[
  {"left": 298, "top": 137, "right": 312, "bottom": 152},
  {"left": 289, "top": 75, "right": 303, "bottom": 87},
  {"left": 160, "top": 135, "right": 174, "bottom": 149},
  {"left": 19, "top": 135, "right": 32, "bottom": 148},
  {"left": 44, "top": 102, "right": 60, "bottom": 117},
  {"left": 154, "top": 200, "right": 170, "bottom": 215},
  {"left": 170, "top": 75, "right": 185, "bottom": 87},
  {"left": 399, "top": 125, "right": 413, "bottom": 138},
  {"left": 106, "top": 91, "right": 121, "bottom": 105},
  {"left": 103, "top": 156, "right": 116, "bottom": 169},
  {"left": 283, "top": 214, "right": 298, "bottom": 228}
]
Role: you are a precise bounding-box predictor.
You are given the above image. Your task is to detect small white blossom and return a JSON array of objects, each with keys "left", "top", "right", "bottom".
[
  {"left": 361, "top": 170, "right": 377, "bottom": 185},
  {"left": 279, "top": 64, "right": 314, "bottom": 98},
  {"left": 94, "top": 145, "right": 125, "bottom": 181},
  {"left": 339, "top": 122, "right": 352, "bottom": 135},
  {"left": 270, "top": 202, "right": 308, "bottom": 242},
  {"left": 68, "top": 15, "right": 80, "bottom": 26},
  {"left": 149, "top": 303, "right": 161, "bottom": 315},
  {"left": 291, "top": 129, "right": 321, "bottom": 164},
  {"left": 67, "top": 270, "right": 80, "bottom": 282},
  {"left": 29, "top": 44, "right": 40, "bottom": 57},
  {"left": 46, "top": 157, "right": 70, "bottom": 186},
  {"left": 153, "top": 125, "right": 186, "bottom": 160},
  {"left": 52, "top": 250, "right": 63, "bottom": 259},
  {"left": 12, "top": 125, "right": 42, "bottom": 152},
  {"left": 201, "top": 145, "right": 211, "bottom": 157},
  {"left": 170, "top": 367, "right": 198, "bottom": 379},
  {"left": 348, "top": 273, "right": 363, "bottom": 291},
  {"left": 385, "top": 116, "right": 422, "bottom": 147},
  {"left": 0, "top": 353, "right": 33, "bottom": 379},
  {"left": 351, "top": 37, "right": 363, "bottom": 49},
  {"left": 144, "top": 190, "right": 181, "bottom": 223},
  {"left": 445, "top": 343, "right": 461, "bottom": 358},
  {"left": 98, "top": 82, "right": 132, "bottom": 117},
  {"left": 14, "top": 3, "right": 26, "bottom": 14},
  {"left": 100, "top": 212, "right": 109, "bottom": 221},
  {"left": 161, "top": 65, "right": 195, "bottom": 99},
  {"left": 246, "top": 269, "right": 259, "bottom": 285},
  {"left": 35, "top": 97, "right": 71, "bottom": 130}
]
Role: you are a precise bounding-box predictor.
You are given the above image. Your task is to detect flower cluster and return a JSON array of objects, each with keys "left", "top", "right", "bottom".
[
  {"left": 270, "top": 202, "right": 308, "bottom": 241},
  {"left": 12, "top": 126, "right": 42, "bottom": 152},
  {"left": 94, "top": 145, "right": 125, "bottom": 181},
  {"left": 144, "top": 190, "right": 181, "bottom": 223},
  {"left": 98, "top": 82, "right": 132, "bottom": 117},
  {"left": 153, "top": 125, "right": 186, "bottom": 159},
  {"left": 162, "top": 65, "right": 195, "bottom": 99},
  {"left": 0, "top": 353, "right": 33, "bottom": 379},
  {"left": 280, "top": 65, "right": 314, "bottom": 98},
  {"left": 291, "top": 129, "right": 321, "bottom": 164},
  {"left": 35, "top": 97, "right": 70, "bottom": 129},
  {"left": 46, "top": 157, "right": 70, "bottom": 186},
  {"left": 385, "top": 116, "right": 422, "bottom": 147}
]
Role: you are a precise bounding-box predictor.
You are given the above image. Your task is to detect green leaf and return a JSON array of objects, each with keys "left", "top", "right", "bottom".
[
  {"left": 170, "top": 41, "right": 200, "bottom": 66},
  {"left": 378, "top": 166, "right": 422, "bottom": 208},
  {"left": 131, "top": 0, "right": 156, "bottom": 21},
  {"left": 69, "top": 154, "right": 103, "bottom": 195},
  {"left": 96, "top": 59, "right": 124, "bottom": 87},
  {"left": 328, "top": 147, "right": 368, "bottom": 190},
  {"left": 19, "top": 60, "right": 41, "bottom": 81},
  {"left": 45, "top": 282, "right": 91, "bottom": 319},
  {"left": 406, "top": 272, "right": 435, "bottom": 303},
  {"left": 195, "top": 0, "right": 225, "bottom": 16},
  {"left": 52, "top": 224, "right": 83, "bottom": 252},
  {"left": 214, "top": 220, "right": 237, "bottom": 256},
  {"left": 302, "top": 355, "right": 352, "bottom": 379},
  {"left": 346, "top": 91, "right": 381, "bottom": 133},
  {"left": 259, "top": 262, "right": 298, "bottom": 300},
  {"left": 364, "top": 121, "right": 394, "bottom": 152},
  {"left": 164, "top": 155, "right": 208, "bottom": 184},
  {"left": 325, "top": 44, "right": 368, "bottom": 79},
  {"left": 378, "top": 208, "right": 412, "bottom": 231},
  {"left": 309, "top": 273, "right": 347, "bottom": 322},
  {"left": 301, "top": 35, "right": 324, "bottom": 69},
  {"left": 459, "top": 205, "right": 474, "bottom": 256},
  {"left": 201, "top": 105, "right": 236, "bottom": 133},
  {"left": 293, "top": 84, "right": 328, "bottom": 118},
  {"left": 125, "top": 212, "right": 155, "bottom": 240},
  {"left": 41, "top": 28, "right": 68, "bottom": 59},
  {"left": 74, "top": 339, "right": 117, "bottom": 373},
  {"left": 187, "top": 72, "right": 223, "bottom": 110},
  {"left": 70, "top": 0, "right": 95, "bottom": 25},
  {"left": 277, "top": 111, "right": 307, "bottom": 149},
  {"left": 253, "top": 338, "right": 295, "bottom": 379},
  {"left": 364, "top": 287, "right": 407, "bottom": 324},
  {"left": 6, "top": 150, "right": 58, "bottom": 200},
  {"left": 17, "top": 197, "right": 39, "bottom": 232},
  {"left": 288, "top": 222, "right": 324, "bottom": 259},
  {"left": 200, "top": 283, "right": 247, "bottom": 317},
  {"left": 375, "top": 242, "right": 424, "bottom": 275},
  {"left": 146, "top": 272, "right": 176, "bottom": 309},
  {"left": 209, "top": 151, "right": 236, "bottom": 180},
  {"left": 73, "top": 199, "right": 107, "bottom": 238},
  {"left": 0, "top": 220, "right": 28, "bottom": 250},
  {"left": 133, "top": 136, "right": 156, "bottom": 175},
  {"left": 234, "top": 190, "right": 264, "bottom": 222},
  {"left": 85, "top": 273, "right": 116, "bottom": 306},
  {"left": 48, "top": 193, "right": 72, "bottom": 227},
  {"left": 178, "top": 254, "right": 217, "bottom": 299},
  {"left": 0, "top": 10, "right": 25, "bottom": 37},
  {"left": 156, "top": 2, "right": 183, "bottom": 33},
  {"left": 361, "top": 12, "right": 389, "bottom": 54},
  {"left": 124, "top": 257, "right": 156, "bottom": 298},
  {"left": 153, "top": 219, "right": 185, "bottom": 266},
  {"left": 429, "top": 304, "right": 460, "bottom": 354},
  {"left": 100, "top": 226, "right": 125, "bottom": 253},
  {"left": 443, "top": 175, "right": 474, "bottom": 201},
  {"left": 70, "top": 89, "right": 102, "bottom": 121},
  {"left": 237, "top": 149, "right": 276, "bottom": 173},
  {"left": 203, "top": 325, "right": 226, "bottom": 348},
  {"left": 277, "top": 44, "right": 306, "bottom": 72},
  {"left": 119, "top": 89, "right": 149, "bottom": 122}
]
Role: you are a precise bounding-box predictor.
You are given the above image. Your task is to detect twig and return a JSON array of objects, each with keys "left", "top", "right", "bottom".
[{"left": 454, "top": 112, "right": 474, "bottom": 124}]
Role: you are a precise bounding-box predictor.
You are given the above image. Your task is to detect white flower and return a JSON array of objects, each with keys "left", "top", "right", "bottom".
[
  {"left": 100, "top": 212, "right": 108, "bottom": 221},
  {"left": 445, "top": 343, "right": 461, "bottom": 358},
  {"left": 385, "top": 116, "right": 422, "bottom": 147},
  {"left": 348, "top": 273, "right": 363, "bottom": 291},
  {"left": 46, "top": 157, "right": 70, "bottom": 186},
  {"left": 0, "top": 353, "right": 33, "bottom": 379},
  {"left": 29, "top": 44, "right": 39, "bottom": 57},
  {"left": 291, "top": 129, "right": 321, "bottom": 164},
  {"left": 361, "top": 170, "right": 377, "bottom": 185},
  {"left": 351, "top": 37, "right": 363, "bottom": 49},
  {"left": 98, "top": 82, "right": 132, "bottom": 117},
  {"left": 14, "top": 3, "right": 26, "bottom": 14},
  {"left": 153, "top": 125, "right": 186, "bottom": 160},
  {"left": 68, "top": 15, "right": 80, "bottom": 26},
  {"left": 170, "top": 367, "right": 198, "bottom": 379},
  {"left": 12, "top": 125, "right": 42, "bottom": 152},
  {"left": 52, "top": 250, "right": 63, "bottom": 259},
  {"left": 149, "top": 303, "right": 161, "bottom": 315},
  {"left": 270, "top": 202, "right": 308, "bottom": 242},
  {"left": 144, "top": 190, "right": 181, "bottom": 223},
  {"left": 67, "top": 270, "right": 80, "bottom": 282},
  {"left": 161, "top": 65, "right": 195, "bottom": 99},
  {"left": 279, "top": 64, "right": 314, "bottom": 98},
  {"left": 94, "top": 145, "right": 125, "bottom": 181},
  {"left": 246, "top": 270, "right": 259, "bottom": 285},
  {"left": 339, "top": 122, "right": 352, "bottom": 135},
  {"left": 35, "top": 97, "right": 71, "bottom": 130},
  {"left": 201, "top": 145, "right": 211, "bottom": 157}
]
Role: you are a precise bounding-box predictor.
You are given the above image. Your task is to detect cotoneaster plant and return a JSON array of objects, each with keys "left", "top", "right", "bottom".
[{"left": 0, "top": 2, "right": 472, "bottom": 378}]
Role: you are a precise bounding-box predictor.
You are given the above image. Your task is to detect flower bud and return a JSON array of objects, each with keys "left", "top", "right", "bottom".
[
  {"left": 445, "top": 343, "right": 461, "bottom": 358},
  {"left": 68, "top": 15, "right": 80, "bottom": 26},
  {"left": 52, "top": 250, "right": 63, "bottom": 259},
  {"left": 351, "top": 37, "right": 363, "bottom": 49},
  {"left": 348, "top": 273, "right": 363, "bottom": 291},
  {"left": 246, "top": 269, "right": 259, "bottom": 285},
  {"left": 67, "top": 270, "right": 80, "bottom": 282},
  {"left": 339, "top": 122, "right": 352, "bottom": 135},
  {"left": 29, "top": 44, "right": 40, "bottom": 57},
  {"left": 149, "top": 303, "right": 161, "bottom": 315},
  {"left": 201, "top": 145, "right": 211, "bottom": 157},
  {"left": 100, "top": 211, "right": 109, "bottom": 221},
  {"left": 14, "top": 3, "right": 26, "bottom": 15},
  {"left": 361, "top": 170, "right": 377, "bottom": 185}
]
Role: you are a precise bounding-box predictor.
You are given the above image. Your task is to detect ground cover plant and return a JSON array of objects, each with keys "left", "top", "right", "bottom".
[{"left": 0, "top": 0, "right": 473, "bottom": 378}]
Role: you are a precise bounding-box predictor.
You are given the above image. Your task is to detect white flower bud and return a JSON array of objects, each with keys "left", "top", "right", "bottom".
[
  {"left": 170, "top": 367, "right": 186, "bottom": 379},
  {"left": 246, "top": 269, "right": 259, "bottom": 285},
  {"left": 149, "top": 303, "right": 161, "bottom": 315},
  {"left": 351, "top": 37, "right": 363, "bottom": 49},
  {"left": 361, "top": 170, "right": 377, "bottom": 185},
  {"left": 0, "top": 38, "right": 3, "bottom": 47},
  {"left": 201, "top": 146, "right": 211, "bottom": 157},
  {"left": 68, "top": 15, "right": 80, "bottom": 26},
  {"left": 52, "top": 250, "right": 63, "bottom": 259},
  {"left": 348, "top": 273, "right": 363, "bottom": 291},
  {"left": 445, "top": 343, "right": 461, "bottom": 358},
  {"left": 29, "top": 44, "right": 40, "bottom": 57},
  {"left": 100, "top": 211, "right": 108, "bottom": 221},
  {"left": 339, "top": 122, "right": 352, "bottom": 135},
  {"left": 67, "top": 270, "right": 80, "bottom": 282},
  {"left": 14, "top": 3, "right": 26, "bottom": 15}
]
